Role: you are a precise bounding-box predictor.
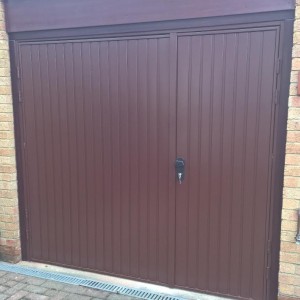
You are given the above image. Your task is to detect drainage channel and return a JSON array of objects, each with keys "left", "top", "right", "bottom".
[{"left": 0, "top": 262, "right": 184, "bottom": 300}]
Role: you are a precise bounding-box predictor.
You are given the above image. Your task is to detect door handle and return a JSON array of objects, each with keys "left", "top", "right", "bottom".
[{"left": 175, "top": 158, "right": 185, "bottom": 184}]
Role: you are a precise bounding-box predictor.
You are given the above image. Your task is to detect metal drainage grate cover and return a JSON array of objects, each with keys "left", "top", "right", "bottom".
[{"left": 0, "top": 262, "right": 184, "bottom": 300}]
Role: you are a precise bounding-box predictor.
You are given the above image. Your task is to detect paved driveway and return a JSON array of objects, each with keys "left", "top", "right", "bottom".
[{"left": 0, "top": 270, "right": 136, "bottom": 300}]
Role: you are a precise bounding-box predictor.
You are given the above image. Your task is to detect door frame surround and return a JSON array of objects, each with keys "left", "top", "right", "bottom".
[{"left": 9, "top": 10, "right": 293, "bottom": 300}]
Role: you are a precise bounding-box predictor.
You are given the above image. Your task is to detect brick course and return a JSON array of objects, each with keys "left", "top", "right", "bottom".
[
  {"left": 279, "top": 2, "right": 300, "bottom": 299},
  {"left": 0, "top": 0, "right": 20, "bottom": 263}
]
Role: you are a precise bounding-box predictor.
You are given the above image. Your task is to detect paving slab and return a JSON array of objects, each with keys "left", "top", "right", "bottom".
[{"left": 0, "top": 270, "right": 136, "bottom": 300}]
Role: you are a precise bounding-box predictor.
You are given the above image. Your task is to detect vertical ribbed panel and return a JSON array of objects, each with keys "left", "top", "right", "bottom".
[
  {"left": 19, "top": 36, "right": 176, "bottom": 285},
  {"left": 18, "top": 27, "right": 278, "bottom": 300},
  {"left": 175, "top": 30, "right": 277, "bottom": 300}
]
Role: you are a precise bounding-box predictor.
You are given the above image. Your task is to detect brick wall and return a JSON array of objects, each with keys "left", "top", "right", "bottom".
[
  {"left": 0, "top": 0, "right": 20, "bottom": 263},
  {"left": 279, "top": 1, "right": 300, "bottom": 299}
]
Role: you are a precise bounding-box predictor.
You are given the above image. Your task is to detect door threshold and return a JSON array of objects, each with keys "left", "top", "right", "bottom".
[{"left": 3, "top": 261, "right": 229, "bottom": 300}]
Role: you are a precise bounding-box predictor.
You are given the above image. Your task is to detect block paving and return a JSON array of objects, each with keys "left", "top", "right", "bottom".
[{"left": 0, "top": 270, "right": 136, "bottom": 300}]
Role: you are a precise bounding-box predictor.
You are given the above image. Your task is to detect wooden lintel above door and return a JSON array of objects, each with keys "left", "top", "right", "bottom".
[{"left": 4, "top": 0, "right": 294, "bottom": 33}]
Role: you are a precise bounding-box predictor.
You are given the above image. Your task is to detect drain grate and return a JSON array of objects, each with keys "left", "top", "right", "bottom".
[{"left": 0, "top": 262, "right": 184, "bottom": 300}]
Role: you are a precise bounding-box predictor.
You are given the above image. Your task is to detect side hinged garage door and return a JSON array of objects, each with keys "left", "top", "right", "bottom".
[
  {"left": 14, "top": 24, "right": 280, "bottom": 300},
  {"left": 175, "top": 28, "right": 279, "bottom": 300}
]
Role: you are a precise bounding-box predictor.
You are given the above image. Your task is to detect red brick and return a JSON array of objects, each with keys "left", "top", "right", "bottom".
[{"left": 290, "top": 96, "right": 300, "bottom": 107}]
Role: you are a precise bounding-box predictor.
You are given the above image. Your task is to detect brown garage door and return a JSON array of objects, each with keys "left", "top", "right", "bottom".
[
  {"left": 15, "top": 26, "right": 279, "bottom": 300},
  {"left": 175, "top": 30, "right": 278, "bottom": 299},
  {"left": 18, "top": 35, "right": 176, "bottom": 284}
]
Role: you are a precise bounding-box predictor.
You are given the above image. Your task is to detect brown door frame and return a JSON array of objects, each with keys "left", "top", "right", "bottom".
[
  {"left": 9, "top": 10, "right": 293, "bottom": 300},
  {"left": 266, "top": 17, "right": 293, "bottom": 300}
]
